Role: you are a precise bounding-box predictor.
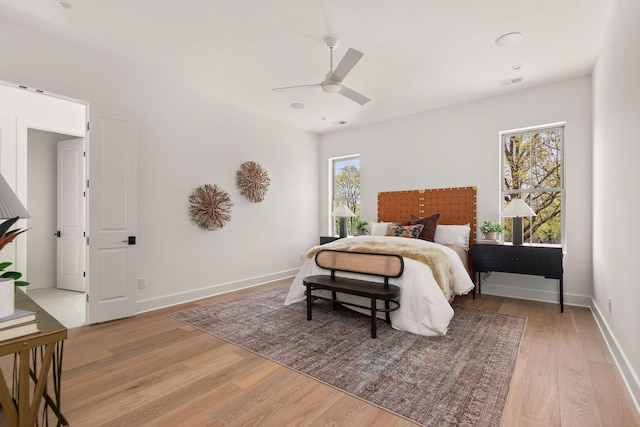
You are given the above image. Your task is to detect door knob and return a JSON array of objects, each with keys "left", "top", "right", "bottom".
[{"left": 54, "top": 231, "right": 61, "bottom": 237}]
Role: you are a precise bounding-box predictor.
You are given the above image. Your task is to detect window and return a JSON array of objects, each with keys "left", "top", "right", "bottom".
[
  {"left": 501, "top": 124, "right": 564, "bottom": 244},
  {"left": 331, "top": 155, "right": 360, "bottom": 236}
]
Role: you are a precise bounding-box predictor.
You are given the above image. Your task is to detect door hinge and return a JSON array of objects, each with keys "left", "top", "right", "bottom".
[
  {"left": 86, "top": 121, "right": 90, "bottom": 131},
  {"left": 86, "top": 179, "right": 90, "bottom": 188},
  {"left": 83, "top": 271, "right": 86, "bottom": 277},
  {"left": 86, "top": 294, "right": 89, "bottom": 303},
  {"left": 86, "top": 237, "right": 90, "bottom": 245}
]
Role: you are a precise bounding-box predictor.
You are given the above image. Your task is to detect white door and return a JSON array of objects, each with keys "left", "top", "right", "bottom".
[
  {"left": 87, "top": 104, "right": 137, "bottom": 324},
  {"left": 56, "top": 138, "right": 85, "bottom": 292}
]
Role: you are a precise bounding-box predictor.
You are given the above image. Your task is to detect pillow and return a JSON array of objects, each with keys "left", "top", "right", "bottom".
[
  {"left": 369, "top": 222, "right": 392, "bottom": 236},
  {"left": 434, "top": 224, "right": 471, "bottom": 250},
  {"left": 385, "top": 224, "right": 424, "bottom": 239},
  {"left": 409, "top": 213, "right": 441, "bottom": 242}
]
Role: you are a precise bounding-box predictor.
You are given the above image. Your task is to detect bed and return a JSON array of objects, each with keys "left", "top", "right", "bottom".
[{"left": 284, "top": 186, "right": 477, "bottom": 336}]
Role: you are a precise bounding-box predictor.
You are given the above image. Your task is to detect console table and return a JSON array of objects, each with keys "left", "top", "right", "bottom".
[
  {"left": 0, "top": 291, "right": 68, "bottom": 426},
  {"left": 472, "top": 243, "right": 564, "bottom": 312},
  {"left": 319, "top": 236, "right": 342, "bottom": 245}
]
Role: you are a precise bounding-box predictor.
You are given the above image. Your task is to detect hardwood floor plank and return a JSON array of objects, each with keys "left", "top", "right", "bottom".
[
  {"left": 30, "top": 281, "right": 636, "bottom": 427},
  {"left": 558, "top": 366, "right": 603, "bottom": 426},
  {"left": 586, "top": 359, "right": 640, "bottom": 426}
]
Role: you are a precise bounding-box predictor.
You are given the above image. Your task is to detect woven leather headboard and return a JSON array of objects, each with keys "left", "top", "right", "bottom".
[{"left": 377, "top": 186, "right": 477, "bottom": 247}]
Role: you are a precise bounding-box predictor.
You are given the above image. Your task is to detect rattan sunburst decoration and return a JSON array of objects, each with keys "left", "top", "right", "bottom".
[
  {"left": 237, "top": 161, "right": 270, "bottom": 203},
  {"left": 189, "top": 184, "right": 234, "bottom": 231}
]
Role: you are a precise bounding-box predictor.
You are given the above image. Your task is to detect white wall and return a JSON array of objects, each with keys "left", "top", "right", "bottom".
[
  {"left": 592, "top": 0, "right": 640, "bottom": 407},
  {"left": 0, "top": 19, "right": 320, "bottom": 310},
  {"left": 320, "top": 76, "right": 593, "bottom": 307}
]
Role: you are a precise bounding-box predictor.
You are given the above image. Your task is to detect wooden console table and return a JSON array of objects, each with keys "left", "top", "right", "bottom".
[
  {"left": 0, "top": 291, "right": 68, "bottom": 426},
  {"left": 472, "top": 243, "right": 564, "bottom": 312}
]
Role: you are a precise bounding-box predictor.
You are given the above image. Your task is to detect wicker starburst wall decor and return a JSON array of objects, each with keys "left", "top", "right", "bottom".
[
  {"left": 189, "top": 184, "right": 234, "bottom": 231},
  {"left": 237, "top": 161, "right": 270, "bottom": 203}
]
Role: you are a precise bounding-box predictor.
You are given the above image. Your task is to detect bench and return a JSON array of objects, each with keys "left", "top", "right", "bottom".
[{"left": 303, "top": 249, "right": 403, "bottom": 338}]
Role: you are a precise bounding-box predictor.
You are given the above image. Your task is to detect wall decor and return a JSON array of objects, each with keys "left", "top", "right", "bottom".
[
  {"left": 237, "top": 161, "right": 270, "bottom": 203},
  {"left": 189, "top": 184, "right": 234, "bottom": 231}
]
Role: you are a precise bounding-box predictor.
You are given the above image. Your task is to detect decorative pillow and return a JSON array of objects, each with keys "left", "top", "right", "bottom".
[
  {"left": 385, "top": 224, "right": 424, "bottom": 239},
  {"left": 435, "top": 224, "right": 471, "bottom": 250},
  {"left": 369, "top": 222, "right": 392, "bottom": 236},
  {"left": 409, "top": 213, "right": 441, "bottom": 242}
]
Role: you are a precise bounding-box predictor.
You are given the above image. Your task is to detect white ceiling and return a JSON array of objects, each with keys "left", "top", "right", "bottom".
[{"left": 0, "top": 0, "right": 613, "bottom": 134}]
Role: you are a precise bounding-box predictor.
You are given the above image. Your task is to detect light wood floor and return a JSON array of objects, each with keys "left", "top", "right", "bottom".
[{"left": 3, "top": 279, "right": 640, "bottom": 426}]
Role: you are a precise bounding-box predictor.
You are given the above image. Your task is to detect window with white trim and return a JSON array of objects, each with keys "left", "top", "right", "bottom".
[
  {"left": 501, "top": 124, "right": 564, "bottom": 244},
  {"left": 330, "top": 155, "right": 360, "bottom": 236}
]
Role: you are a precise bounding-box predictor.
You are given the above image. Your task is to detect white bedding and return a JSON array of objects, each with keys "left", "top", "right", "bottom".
[{"left": 284, "top": 235, "right": 475, "bottom": 336}]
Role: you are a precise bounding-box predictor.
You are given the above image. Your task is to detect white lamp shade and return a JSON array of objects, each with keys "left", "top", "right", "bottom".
[
  {"left": 502, "top": 199, "right": 536, "bottom": 217},
  {"left": 0, "top": 173, "right": 30, "bottom": 219},
  {"left": 331, "top": 204, "right": 355, "bottom": 217}
]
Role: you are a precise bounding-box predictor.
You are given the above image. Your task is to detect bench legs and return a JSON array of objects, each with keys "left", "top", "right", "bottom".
[
  {"left": 306, "top": 285, "right": 397, "bottom": 339},
  {"left": 370, "top": 297, "right": 377, "bottom": 338},
  {"left": 306, "top": 284, "right": 312, "bottom": 321}
]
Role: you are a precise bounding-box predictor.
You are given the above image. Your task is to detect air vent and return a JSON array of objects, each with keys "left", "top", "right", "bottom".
[{"left": 499, "top": 76, "right": 524, "bottom": 86}]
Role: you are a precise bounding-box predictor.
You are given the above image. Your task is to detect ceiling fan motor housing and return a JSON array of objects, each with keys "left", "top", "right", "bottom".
[{"left": 321, "top": 78, "right": 342, "bottom": 93}]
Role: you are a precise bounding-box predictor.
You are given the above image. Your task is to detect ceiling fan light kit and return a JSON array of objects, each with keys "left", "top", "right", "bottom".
[{"left": 272, "top": 35, "right": 371, "bottom": 105}]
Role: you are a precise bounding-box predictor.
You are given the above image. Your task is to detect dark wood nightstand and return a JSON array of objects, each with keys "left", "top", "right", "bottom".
[
  {"left": 472, "top": 243, "right": 564, "bottom": 312},
  {"left": 319, "top": 236, "right": 342, "bottom": 245}
]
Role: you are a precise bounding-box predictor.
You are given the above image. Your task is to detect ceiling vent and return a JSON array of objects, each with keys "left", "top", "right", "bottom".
[{"left": 499, "top": 76, "right": 524, "bottom": 86}]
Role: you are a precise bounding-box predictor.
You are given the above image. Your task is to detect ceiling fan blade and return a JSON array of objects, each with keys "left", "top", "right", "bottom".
[
  {"left": 330, "top": 48, "right": 364, "bottom": 83},
  {"left": 272, "top": 83, "right": 321, "bottom": 92},
  {"left": 339, "top": 85, "right": 370, "bottom": 105}
]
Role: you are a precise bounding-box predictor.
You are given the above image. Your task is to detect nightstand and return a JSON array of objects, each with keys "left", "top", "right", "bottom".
[
  {"left": 319, "top": 236, "right": 342, "bottom": 245},
  {"left": 472, "top": 243, "right": 564, "bottom": 312}
]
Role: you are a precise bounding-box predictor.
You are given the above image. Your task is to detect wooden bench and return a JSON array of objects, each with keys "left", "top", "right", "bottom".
[{"left": 303, "top": 249, "right": 403, "bottom": 338}]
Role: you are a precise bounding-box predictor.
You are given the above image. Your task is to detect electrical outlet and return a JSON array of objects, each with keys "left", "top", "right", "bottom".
[{"left": 138, "top": 277, "right": 148, "bottom": 289}]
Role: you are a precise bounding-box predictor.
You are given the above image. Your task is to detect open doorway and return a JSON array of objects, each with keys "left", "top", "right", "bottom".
[{"left": 26, "top": 128, "right": 86, "bottom": 328}]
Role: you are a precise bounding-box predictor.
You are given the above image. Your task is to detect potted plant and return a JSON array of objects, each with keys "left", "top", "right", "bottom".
[
  {"left": 0, "top": 217, "right": 28, "bottom": 317},
  {"left": 480, "top": 220, "right": 505, "bottom": 241},
  {"left": 354, "top": 219, "right": 369, "bottom": 236}
]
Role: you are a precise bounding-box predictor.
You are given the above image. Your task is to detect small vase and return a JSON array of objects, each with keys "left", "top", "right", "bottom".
[{"left": 0, "top": 278, "right": 15, "bottom": 318}]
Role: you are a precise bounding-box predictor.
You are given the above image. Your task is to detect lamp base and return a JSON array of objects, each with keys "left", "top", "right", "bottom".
[
  {"left": 339, "top": 217, "right": 348, "bottom": 238},
  {"left": 512, "top": 216, "right": 524, "bottom": 245}
]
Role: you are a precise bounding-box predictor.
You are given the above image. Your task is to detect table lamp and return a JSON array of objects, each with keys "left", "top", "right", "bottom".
[
  {"left": 502, "top": 199, "right": 535, "bottom": 245},
  {"left": 331, "top": 204, "right": 355, "bottom": 238}
]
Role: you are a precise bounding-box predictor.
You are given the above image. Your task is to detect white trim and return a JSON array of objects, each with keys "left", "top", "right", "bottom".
[
  {"left": 590, "top": 298, "right": 640, "bottom": 414},
  {"left": 135, "top": 269, "right": 299, "bottom": 314},
  {"left": 480, "top": 283, "right": 591, "bottom": 308}
]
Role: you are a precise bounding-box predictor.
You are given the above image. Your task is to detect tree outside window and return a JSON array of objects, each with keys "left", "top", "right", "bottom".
[
  {"left": 332, "top": 156, "right": 360, "bottom": 236},
  {"left": 501, "top": 125, "right": 563, "bottom": 244}
]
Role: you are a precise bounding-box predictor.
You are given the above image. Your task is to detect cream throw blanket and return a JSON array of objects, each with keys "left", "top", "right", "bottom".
[{"left": 307, "top": 240, "right": 453, "bottom": 299}]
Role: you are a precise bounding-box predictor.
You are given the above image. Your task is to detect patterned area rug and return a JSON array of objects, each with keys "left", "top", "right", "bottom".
[{"left": 170, "top": 286, "right": 526, "bottom": 426}]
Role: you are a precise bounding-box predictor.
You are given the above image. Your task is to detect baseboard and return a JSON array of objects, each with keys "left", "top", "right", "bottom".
[
  {"left": 590, "top": 298, "right": 640, "bottom": 413},
  {"left": 480, "top": 282, "right": 591, "bottom": 308},
  {"left": 135, "top": 268, "right": 299, "bottom": 314}
]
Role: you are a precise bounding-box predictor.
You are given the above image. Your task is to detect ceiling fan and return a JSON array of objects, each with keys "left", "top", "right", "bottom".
[{"left": 272, "top": 35, "right": 371, "bottom": 105}]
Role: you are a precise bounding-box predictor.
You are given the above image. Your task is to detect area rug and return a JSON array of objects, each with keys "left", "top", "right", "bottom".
[{"left": 170, "top": 286, "right": 526, "bottom": 426}]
